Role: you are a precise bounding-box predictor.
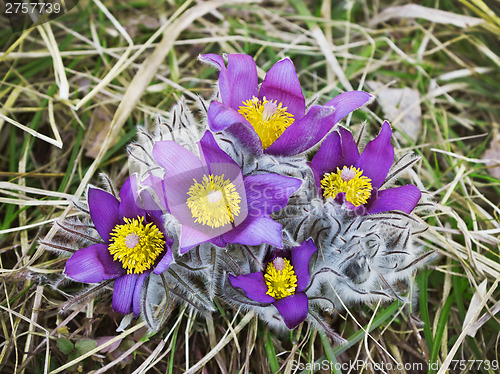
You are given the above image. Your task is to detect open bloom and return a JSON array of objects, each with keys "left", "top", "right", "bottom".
[
  {"left": 200, "top": 53, "right": 372, "bottom": 156},
  {"left": 64, "top": 175, "right": 174, "bottom": 316},
  {"left": 310, "top": 121, "right": 421, "bottom": 214},
  {"left": 151, "top": 130, "right": 302, "bottom": 253},
  {"left": 229, "top": 240, "right": 317, "bottom": 329}
]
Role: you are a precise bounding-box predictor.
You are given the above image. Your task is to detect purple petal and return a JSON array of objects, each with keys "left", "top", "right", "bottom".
[
  {"left": 200, "top": 54, "right": 258, "bottom": 109},
  {"left": 141, "top": 174, "right": 169, "bottom": 212},
  {"left": 210, "top": 235, "right": 227, "bottom": 247},
  {"left": 259, "top": 58, "right": 305, "bottom": 120},
  {"left": 199, "top": 53, "right": 225, "bottom": 69},
  {"left": 310, "top": 126, "right": 360, "bottom": 176},
  {"left": 307, "top": 161, "right": 323, "bottom": 197},
  {"left": 367, "top": 185, "right": 421, "bottom": 214},
  {"left": 119, "top": 175, "right": 146, "bottom": 221},
  {"left": 265, "top": 91, "right": 371, "bottom": 156},
  {"left": 355, "top": 121, "right": 394, "bottom": 188},
  {"left": 153, "top": 244, "right": 173, "bottom": 274},
  {"left": 324, "top": 91, "right": 372, "bottom": 123},
  {"left": 132, "top": 271, "right": 150, "bottom": 318},
  {"left": 311, "top": 131, "right": 341, "bottom": 176},
  {"left": 228, "top": 272, "right": 275, "bottom": 303},
  {"left": 290, "top": 240, "right": 317, "bottom": 292},
  {"left": 199, "top": 54, "right": 231, "bottom": 107},
  {"left": 152, "top": 140, "right": 203, "bottom": 178},
  {"left": 338, "top": 126, "right": 361, "bottom": 166},
  {"left": 198, "top": 130, "right": 238, "bottom": 167},
  {"left": 244, "top": 174, "right": 301, "bottom": 216},
  {"left": 226, "top": 54, "right": 259, "bottom": 109},
  {"left": 273, "top": 292, "right": 309, "bottom": 329},
  {"left": 207, "top": 102, "right": 263, "bottom": 154},
  {"left": 225, "top": 122, "right": 264, "bottom": 155},
  {"left": 223, "top": 216, "right": 283, "bottom": 248},
  {"left": 88, "top": 187, "right": 120, "bottom": 242},
  {"left": 207, "top": 101, "right": 249, "bottom": 132},
  {"left": 264, "top": 105, "right": 336, "bottom": 156},
  {"left": 179, "top": 225, "right": 212, "bottom": 254},
  {"left": 112, "top": 274, "right": 138, "bottom": 315},
  {"left": 64, "top": 244, "right": 124, "bottom": 283}
]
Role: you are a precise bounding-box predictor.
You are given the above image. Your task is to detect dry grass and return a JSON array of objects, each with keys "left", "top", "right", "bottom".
[{"left": 1, "top": 0, "right": 499, "bottom": 373}]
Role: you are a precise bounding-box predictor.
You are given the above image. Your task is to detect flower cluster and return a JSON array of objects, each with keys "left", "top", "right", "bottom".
[{"left": 47, "top": 54, "right": 432, "bottom": 337}]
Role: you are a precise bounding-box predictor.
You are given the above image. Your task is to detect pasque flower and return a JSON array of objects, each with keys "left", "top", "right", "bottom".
[
  {"left": 151, "top": 130, "right": 302, "bottom": 253},
  {"left": 310, "top": 121, "right": 421, "bottom": 214},
  {"left": 229, "top": 240, "right": 317, "bottom": 329},
  {"left": 200, "top": 53, "right": 372, "bottom": 156},
  {"left": 65, "top": 175, "right": 174, "bottom": 316}
]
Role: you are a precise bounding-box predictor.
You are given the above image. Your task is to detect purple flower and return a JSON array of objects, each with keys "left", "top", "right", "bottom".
[
  {"left": 310, "top": 121, "right": 421, "bottom": 214},
  {"left": 199, "top": 53, "right": 372, "bottom": 156},
  {"left": 151, "top": 130, "right": 302, "bottom": 253},
  {"left": 64, "top": 175, "right": 174, "bottom": 317},
  {"left": 228, "top": 240, "right": 317, "bottom": 329}
]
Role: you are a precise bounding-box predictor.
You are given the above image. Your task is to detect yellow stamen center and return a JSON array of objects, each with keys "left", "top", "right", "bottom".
[
  {"left": 264, "top": 257, "right": 298, "bottom": 300},
  {"left": 238, "top": 96, "right": 294, "bottom": 149},
  {"left": 321, "top": 166, "right": 373, "bottom": 206},
  {"left": 109, "top": 216, "right": 165, "bottom": 274},
  {"left": 186, "top": 174, "right": 241, "bottom": 228}
]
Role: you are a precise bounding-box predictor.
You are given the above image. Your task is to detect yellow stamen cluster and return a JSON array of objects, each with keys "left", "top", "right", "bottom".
[
  {"left": 238, "top": 96, "right": 294, "bottom": 149},
  {"left": 108, "top": 216, "right": 165, "bottom": 274},
  {"left": 264, "top": 258, "right": 298, "bottom": 300},
  {"left": 186, "top": 174, "right": 241, "bottom": 228},
  {"left": 321, "top": 166, "right": 373, "bottom": 206}
]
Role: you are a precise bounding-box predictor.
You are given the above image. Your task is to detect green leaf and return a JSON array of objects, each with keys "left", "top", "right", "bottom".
[
  {"left": 75, "top": 339, "right": 97, "bottom": 354},
  {"left": 56, "top": 338, "right": 74, "bottom": 355}
]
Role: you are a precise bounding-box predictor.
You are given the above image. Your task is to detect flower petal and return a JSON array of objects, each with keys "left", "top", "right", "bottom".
[
  {"left": 200, "top": 53, "right": 258, "bottom": 109},
  {"left": 141, "top": 174, "right": 169, "bottom": 212},
  {"left": 307, "top": 161, "right": 323, "bottom": 197},
  {"left": 264, "top": 104, "right": 336, "bottom": 156},
  {"left": 64, "top": 244, "right": 124, "bottom": 283},
  {"left": 223, "top": 216, "right": 283, "bottom": 248},
  {"left": 355, "top": 121, "right": 394, "bottom": 188},
  {"left": 132, "top": 271, "right": 150, "bottom": 318},
  {"left": 152, "top": 140, "right": 204, "bottom": 178},
  {"left": 207, "top": 101, "right": 249, "bottom": 132},
  {"left": 153, "top": 244, "right": 174, "bottom": 274},
  {"left": 259, "top": 58, "right": 305, "bottom": 120},
  {"left": 290, "top": 240, "right": 317, "bottom": 292},
  {"left": 266, "top": 91, "right": 371, "bottom": 156},
  {"left": 210, "top": 235, "right": 227, "bottom": 247},
  {"left": 324, "top": 90, "right": 372, "bottom": 123},
  {"left": 244, "top": 174, "right": 301, "bottom": 216},
  {"left": 367, "top": 185, "right": 421, "bottom": 214},
  {"left": 112, "top": 274, "right": 138, "bottom": 315},
  {"left": 338, "top": 126, "right": 361, "bottom": 166},
  {"left": 88, "top": 187, "right": 120, "bottom": 242},
  {"left": 119, "top": 175, "right": 146, "bottom": 221},
  {"left": 311, "top": 131, "right": 341, "bottom": 176},
  {"left": 179, "top": 225, "right": 213, "bottom": 254},
  {"left": 206, "top": 102, "right": 263, "bottom": 154},
  {"left": 310, "top": 126, "right": 360, "bottom": 176},
  {"left": 198, "top": 130, "right": 238, "bottom": 167},
  {"left": 228, "top": 272, "right": 275, "bottom": 303},
  {"left": 199, "top": 54, "right": 231, "bottom": 107},
  {"left": 226, "top": 54, "right": 259, "bottom": 109},
  {"left": 273, "top": 292, "right": 309, "bottom": 329}
]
